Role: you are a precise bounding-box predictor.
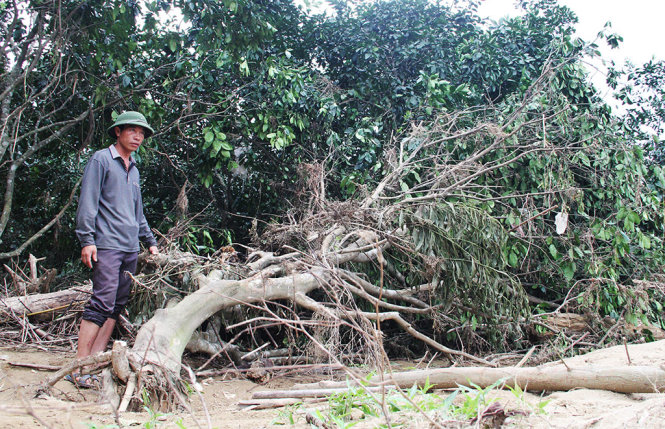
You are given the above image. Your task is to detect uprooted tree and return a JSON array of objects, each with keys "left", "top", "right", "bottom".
[{"left": 65, "top": 64, "right": 662, "bottom": 409}]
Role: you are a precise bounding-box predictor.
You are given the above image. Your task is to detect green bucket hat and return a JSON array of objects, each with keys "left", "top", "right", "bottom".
[{"left": 107, "top": 111, "right": 155, "bottom": 138}]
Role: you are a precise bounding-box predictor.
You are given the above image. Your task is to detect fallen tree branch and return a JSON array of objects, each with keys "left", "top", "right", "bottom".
[
  {"left": 42, "top": 351, "right": 112, "bottom": 389},
  {"left": 8, "top": 362, "right": 59, "bottom": 371},
  {"left": 294, "top": 292, "right": 494, "bottom": 367},
  {"left": 515, "top": 346, "right": 537, "bottom": 368},
  {"left": 238, "top": 397, "right": 327, "bottom": 410},
  {"left": 294, "top": 364, "right": 665, "bottom": 394},
  {"left": 195, "top": 362, "right": 344, "bottom": 377},
  {"left": 252, "top": 386, "right": 397, "bottom": 400}
]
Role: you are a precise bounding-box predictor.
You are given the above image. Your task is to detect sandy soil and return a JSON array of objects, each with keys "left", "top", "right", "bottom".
[{"left": 1, "top": 341, "right": 665, "bottom": 428}]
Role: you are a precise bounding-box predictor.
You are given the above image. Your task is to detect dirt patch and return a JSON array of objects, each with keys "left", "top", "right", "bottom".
[
  {"left": 0, "top": 347, "right": 302, "bottom": 428},
  {"left": 2, "top": 342, "right": 665, "bottom": 428}
]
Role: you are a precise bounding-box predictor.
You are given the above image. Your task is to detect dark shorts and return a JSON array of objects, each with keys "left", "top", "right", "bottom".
[{"left": 82, "top": 249, "right": 138, "bottom": 327}]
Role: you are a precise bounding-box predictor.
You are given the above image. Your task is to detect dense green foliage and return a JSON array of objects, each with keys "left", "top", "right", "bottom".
[{"left": 2, "top": 0, "right": 664, "bottom": 350}]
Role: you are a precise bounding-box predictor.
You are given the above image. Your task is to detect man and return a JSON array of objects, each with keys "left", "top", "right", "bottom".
[{"left": 70, "top": 111, "right": 159, "bottom": 387}]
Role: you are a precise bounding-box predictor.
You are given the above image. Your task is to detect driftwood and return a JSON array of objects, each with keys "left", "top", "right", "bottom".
[
  {"left": 0, "top": 284, "right": 91, "bottom": 318},
  {"left": 293, "top": 365, "right": 665, "bottom": 394}
]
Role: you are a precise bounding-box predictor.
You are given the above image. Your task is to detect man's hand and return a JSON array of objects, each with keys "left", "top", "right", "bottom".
[
  {"left": 81, "top": 245, "right": 97, "bottom": 269},
  {"left": 148, "top": 245, "right": 159, "bottom": 255}
]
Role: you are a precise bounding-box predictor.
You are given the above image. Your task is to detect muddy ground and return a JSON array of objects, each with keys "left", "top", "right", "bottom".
[{"left": 2, "top": 341, "right": 665, "bottom": 428}]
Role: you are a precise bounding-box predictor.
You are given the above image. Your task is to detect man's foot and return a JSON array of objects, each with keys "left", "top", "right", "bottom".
[{"left": 64, "top": 373, "right": 100, "bottom": 389}]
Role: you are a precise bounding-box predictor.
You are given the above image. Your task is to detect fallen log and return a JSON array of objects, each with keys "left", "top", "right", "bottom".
[
  {"left": 293, "top": 365, "right": 665, "bottom": 394},
  {"left": 0, "top": 284, "right": 91, "bottom": 318},
  {"left": 252, "top": 385, "right": 396, "bottom": 400}
]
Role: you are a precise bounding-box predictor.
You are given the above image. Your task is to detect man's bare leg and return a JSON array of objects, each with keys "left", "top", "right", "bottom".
[
  {"left": 91, "top": 318, "right": 116, "bottom": 354},
  {"left": 72, "top": 318, "right": 114, "bottom": 383},
  {"left": 76, "top": 319, "right": 101, "bottom": 360}
]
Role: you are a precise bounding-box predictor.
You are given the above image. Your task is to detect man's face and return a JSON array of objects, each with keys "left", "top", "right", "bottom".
[{"left": 115, "top": 125, "right": 146, "bottom": 154}]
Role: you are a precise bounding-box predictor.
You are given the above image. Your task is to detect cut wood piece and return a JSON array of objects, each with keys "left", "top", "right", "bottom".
[
  {"left": 118, "top": 373, "right": 137, "bottom": 413},
  {"left": 293, "top": 365, "right": 665, "bottom": 394},
  {"left": 0, "top": 284, "right": 91, "bottom": 318},
  {"left": 111, "top": 341, "right": 130, "bottom": 383}
]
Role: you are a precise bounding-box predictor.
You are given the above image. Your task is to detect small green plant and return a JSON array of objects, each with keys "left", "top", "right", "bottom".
[
  {"left": 271, "top": 402, "right": 303, "bottom": 425},
  {"left": 141, "top": 390, "right": 172, "bottom": 429},
  {"left": 309, "top": 376, "right": 460, "bottom": 426},
  {"left": 173, "top": 418, "right": 188, "bottom": 428},
  {"left": 507, "top": 383, "right": 550, "bottom": 416},
  {"left": 455, "top": 380, "right": 503, "bottom": 419},
  {"left": 283, "top": 376, "right": 545, "bottom": 427},
  {"left": 181, "top": 226, "right": 217, "bottom": 255}
]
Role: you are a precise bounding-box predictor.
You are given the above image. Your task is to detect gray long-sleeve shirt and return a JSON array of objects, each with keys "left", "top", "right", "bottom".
[{"left": 75, "top": 145, "right": 157, "bottom": 252}]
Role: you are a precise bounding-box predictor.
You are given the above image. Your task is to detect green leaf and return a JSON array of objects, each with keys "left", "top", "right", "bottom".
[
  {"left": 204, "top": 131, "right": 214, "bottom": 143},
  {"left": 508, "top": 251, "right": 518, "bottom": 267},
  {"left": 628, "top": 211, "right": 641, "bottom": 224},
  {"left": 562, "top": 262, "right": 576, "bottom": 280}
]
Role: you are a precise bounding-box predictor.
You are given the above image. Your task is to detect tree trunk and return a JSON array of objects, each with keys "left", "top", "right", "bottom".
[{"left": 130, "top": 269, "right": 325, "bottom": 373}]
